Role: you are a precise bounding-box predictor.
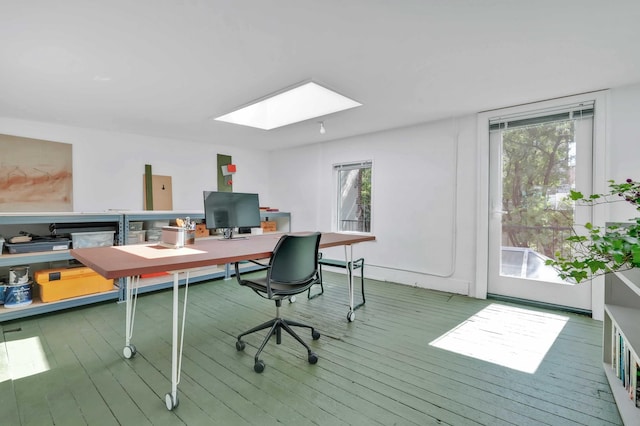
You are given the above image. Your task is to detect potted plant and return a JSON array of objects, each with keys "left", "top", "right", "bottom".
[{"left": 547, "top": 179, "right": 640, "bottom": 282}]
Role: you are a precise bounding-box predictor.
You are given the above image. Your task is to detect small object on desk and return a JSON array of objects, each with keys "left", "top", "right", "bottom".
[
  {"left": 159, "top": 226, "right": 186, "bottom": 249},
  {"left": 185, "top": 229, "right": 195, "bottom": 245},
  {"left": 195, "top": 223, "right": 209, "bottom": 238}
]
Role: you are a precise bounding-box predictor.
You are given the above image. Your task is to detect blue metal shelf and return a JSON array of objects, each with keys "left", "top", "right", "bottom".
[
  {"left": 0, "top": 212, "right": 123, "bottom": 322},
  {"left": 0, "top": 289, "right": 120, "bottom": 322}
]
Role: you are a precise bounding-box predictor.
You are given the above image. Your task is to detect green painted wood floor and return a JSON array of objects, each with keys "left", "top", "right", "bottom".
[{"left": 0, "top": 272, "right": 622, "bottom": 425}]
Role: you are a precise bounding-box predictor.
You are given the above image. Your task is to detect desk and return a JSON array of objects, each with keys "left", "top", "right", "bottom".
[{"left": 71, "top": 232, "right": 374, "bottom": 410}]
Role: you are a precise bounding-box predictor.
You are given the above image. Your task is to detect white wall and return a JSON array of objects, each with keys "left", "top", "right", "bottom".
[
  {"left": 267, "top": 82, "right": 640, "bottom": 297},
  {"left": 3, "top": 82, "right": 639, "bottom": 297},
  {"left": 0, "top": 117, "right": 270, "bottom": 212},
  {"left": 607, "top": 83, "right": 640, "bottom": 222},
  {"left": 268, "top": 116, "right": 478, "bottom": 295}
]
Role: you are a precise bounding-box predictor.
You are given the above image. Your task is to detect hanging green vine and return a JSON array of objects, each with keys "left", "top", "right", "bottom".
[{"left": 547, "top": 179, "right": 640, "bottom": 282}]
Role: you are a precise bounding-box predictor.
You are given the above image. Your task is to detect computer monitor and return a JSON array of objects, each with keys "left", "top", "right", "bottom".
[{"left": 203, "top": 191, "right": 261, "bottom": 239}]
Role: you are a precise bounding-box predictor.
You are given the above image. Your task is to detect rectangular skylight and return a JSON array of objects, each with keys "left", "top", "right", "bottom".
[{"left": 214, "top": 81, "right": 362, "bottom": 130}]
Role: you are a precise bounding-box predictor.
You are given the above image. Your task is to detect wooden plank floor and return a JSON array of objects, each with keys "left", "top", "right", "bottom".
[{"left": 0, "top": 272, "right": 623, "bottom": 425}]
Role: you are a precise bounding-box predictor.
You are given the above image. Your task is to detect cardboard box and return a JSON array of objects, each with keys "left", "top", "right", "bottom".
[
  {"left": 35, "top": 266, "right": 114, "bottom": 302},
  {"left": 195, "top": 223, "right": 209, "bottom": 238},
  {"left": 260, "top": 221, "right": 277, "bottom": 232}
]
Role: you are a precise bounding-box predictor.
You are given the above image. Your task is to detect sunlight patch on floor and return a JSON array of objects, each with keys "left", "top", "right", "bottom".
[
  {"left": 0, "top": 336, "right": 50, "bottom": 382},
  {"left": 429, "top": 303, "right": 569, "bottom": 373}
]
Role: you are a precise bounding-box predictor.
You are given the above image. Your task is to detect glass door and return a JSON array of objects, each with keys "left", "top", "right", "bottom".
[{"left": 488, "top": 103, "right": 593, "bottom": 311}]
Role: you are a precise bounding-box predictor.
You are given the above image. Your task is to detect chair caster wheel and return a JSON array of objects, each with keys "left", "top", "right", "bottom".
[
  {"left": 347, "top": 311, "right": 356, "bottom": 322},
  {"left": 254, "top": 360, "right": 265, "bottom": 373},
  {"left": 123, "top": 345, "right": 137, "bottom": 359},
  {"left": 165, "top": 393, "right": 178, "bottom": 410},
  {"left": 311, "top": 330, "right": 320, "bottom": 340},
  {"left": 236, "top": 340, "right": 245, "bottom": 351},
  {"left": 308, "top": 352, "right": 318, "bottom": 364}
]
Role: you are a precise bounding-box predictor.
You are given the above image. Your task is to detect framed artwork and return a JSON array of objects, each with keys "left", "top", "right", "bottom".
[{"left": 0, "top": 134, "right": 73, "bottom": 212}]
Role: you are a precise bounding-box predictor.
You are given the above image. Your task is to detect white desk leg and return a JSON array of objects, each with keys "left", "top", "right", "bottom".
[
  {"left": 165, "top": 271, "right": 180, "bottom": 410},
  {"left": 123, "top": 276, "right": 139, "bottom": 359},
  {"left": 345, "top": 245, "right": 356, "bottom": 322},
  {"left": 165, "top": 270, "right": 190, "bottom": 411}
]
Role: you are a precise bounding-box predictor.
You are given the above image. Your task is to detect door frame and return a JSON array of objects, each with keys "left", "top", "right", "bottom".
[{"left": 474, "top": 90, "right": 609, "bottom": 320}]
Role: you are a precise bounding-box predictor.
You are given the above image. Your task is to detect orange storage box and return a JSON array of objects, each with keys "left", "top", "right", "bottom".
[
  {"left": 260, "top": 221, "right": 277, "bottom": 232},
  {"left": 34, "top": 266, "right": 114, "bottom": 302}
]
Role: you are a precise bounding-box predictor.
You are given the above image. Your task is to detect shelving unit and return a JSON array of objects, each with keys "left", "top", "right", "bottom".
[
  {"left": 0, "top": 212, "right": 122, "bottom": 321},
  {"left": 603, "top": 268, "right": 640, "bottom": 424},
  {"left": 0, "top": 211, "right": 293, "bottom": 322},
  {"left": 260, "top": 211, "right": 291, "bottom": 233}
]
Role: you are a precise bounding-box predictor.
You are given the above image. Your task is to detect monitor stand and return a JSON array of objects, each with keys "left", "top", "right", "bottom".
[{"left": 222, "top": 228, "right": 247, "bottom": 240}]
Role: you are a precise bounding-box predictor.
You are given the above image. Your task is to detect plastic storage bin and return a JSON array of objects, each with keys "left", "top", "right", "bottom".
[
  {"left": 127, "top": 230, "right": 146, "bottom": 244},
  {"left": 5, "top": 238, "right": 71, "bottom": 253},
  {"left": 71, "top": 231, "right": 115, "bottom": 248},
  {"left": 129, "top": 221, "right": 143, "bottom": 231},
  {"left": 146, "top": 229, "right": 162, "bottom": 242}
]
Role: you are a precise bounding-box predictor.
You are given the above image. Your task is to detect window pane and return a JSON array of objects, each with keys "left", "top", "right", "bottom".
[
  {"left": 501, "top": 120, "right": 576, "bottom": 263},
  {"left": 337, "top": 163, "right": 371, "bottom": 232}
]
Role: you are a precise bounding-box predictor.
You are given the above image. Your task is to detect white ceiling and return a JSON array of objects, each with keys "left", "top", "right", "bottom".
[{"left": 1, "top": 1, "right": 639, "bottom": 151}]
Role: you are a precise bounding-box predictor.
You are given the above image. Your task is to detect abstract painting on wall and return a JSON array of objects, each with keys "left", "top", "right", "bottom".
[{"left": 0, "top": 134, "right": 73, "bottom": 212}]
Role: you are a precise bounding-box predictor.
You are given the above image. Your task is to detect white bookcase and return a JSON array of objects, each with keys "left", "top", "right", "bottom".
[{"left": 603, "top": 268, "right": 640, "bottom": 424}]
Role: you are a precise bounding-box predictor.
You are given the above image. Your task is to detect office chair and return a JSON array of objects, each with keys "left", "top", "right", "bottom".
[{"left": 234, "top": 232, "right": 322, "bottom": 373}]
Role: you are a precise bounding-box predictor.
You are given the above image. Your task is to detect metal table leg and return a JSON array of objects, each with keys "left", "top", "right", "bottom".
[
  {"left": 345, "top": 245, "right": 356, "bottom": 322},
  {"left": 165, "top": 270, "right": 190, "bottom": 411},
  {"left": 123, "top": 275, "right": 139, "bottom": 359}
]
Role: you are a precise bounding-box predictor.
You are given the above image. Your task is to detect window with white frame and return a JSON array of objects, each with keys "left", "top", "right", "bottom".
[{"left": 335, "top": 161, "right": 372, "bottom": 232}]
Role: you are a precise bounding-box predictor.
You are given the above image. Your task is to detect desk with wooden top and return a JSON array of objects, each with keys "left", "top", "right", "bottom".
[{"left": 71, "top": 232, "right": 375, "bottom": 410}]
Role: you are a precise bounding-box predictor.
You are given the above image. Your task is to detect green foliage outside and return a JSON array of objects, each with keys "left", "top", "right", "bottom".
[
  {"left": 359, "top": 168, "right": 371, "bottom": 228},
  {"left": 546, "top": 179, "right": 640, "bottom": 283},
  {"left": 501, "top": 121, "right": 575, "bottom": 259}
]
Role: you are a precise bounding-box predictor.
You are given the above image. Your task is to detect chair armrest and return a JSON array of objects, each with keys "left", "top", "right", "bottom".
[
  {"left": 318, "top": 257, "right": 364, "bottom": 269},
  {"left": 234, "top": 260, "right": 270, "bottom": 282}
]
